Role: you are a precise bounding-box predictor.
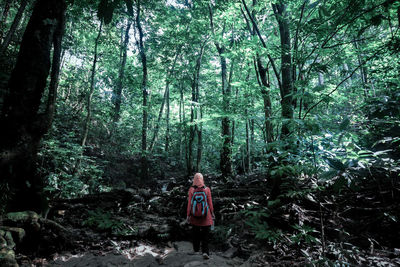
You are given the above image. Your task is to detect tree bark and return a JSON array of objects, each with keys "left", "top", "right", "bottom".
[
  {"left": 136, "top": 0, "right": 149, "bottom": 180},
  {"left": 0, "top": 0, "right": 28, "bottom": 56},
  {"left": 254, "top": 57, "right": 274, "bottom": 143},
  {"left": 149, "top": 47, "right": 181, "bottom": 152},
  {"left": 187, "top": 42, "right": 206, "bottom": 176},
  {"left": 81, "top": 22, "right": 102, "bottom": 147},
  {"left": 273, "top": 2, "right": 294, "bottom": 137},
  {"left": 209, "top": 4, "right": 233, "bottom": 178},
  {"left": 0, "top": 0, "right": 67, "bottom": 212},
  {"left": 0, "top": 0, "right": 13, "bottom": 41},
  {"left": 112, "top": 19, "right": 131, "bottom": 122},
  {"left": 195, "top": 105, "right": 203, "bottom": 172}
]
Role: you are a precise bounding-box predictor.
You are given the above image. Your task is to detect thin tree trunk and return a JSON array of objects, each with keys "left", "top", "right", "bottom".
[
  {"left": 165, "top": 75, "right": 170, "bottom": 153},
  {"left": 0, "top": 0, "right": 66, "bottom": 212},
  {"left": 136, "top": 0, "right": 148, "bottom": 180},
  {"left": 187, "top": 42, "right": 206, "bottom": 176},
  {"left": 209, "top": 4, "right": 232, "bottom": 177},
  {"left": 196, "top": 105, "right": 203, "bottom": 172},
  {"left": 149, "top": 48, "right": 181, "bottom": 151},
  {"left": 273, "top": 2, "right": 293, "bottom": 137},
  {"left": 81, "top": 21, "right": 102, "bottom": 147},
  {"left": 0, "top": 0, "right": 28, "bottom": 55},
  {"left": 179, "top": 81, "right": 184, "bottom": 164},
  {"left": 113, "top": 19, "right": 131, "bottom": 122}
]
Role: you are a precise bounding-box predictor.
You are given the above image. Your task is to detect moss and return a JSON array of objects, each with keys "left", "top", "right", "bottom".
[
  {"left": 5, "top": 211, "right": 39, "bottom": 223},
  {"left": 0, "top": 227, "right": 25, "bottom": 243}
]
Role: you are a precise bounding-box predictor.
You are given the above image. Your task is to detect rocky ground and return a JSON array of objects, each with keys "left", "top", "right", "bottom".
[{"left": 1, "top": 172, "right": 400, "bottom": 266}]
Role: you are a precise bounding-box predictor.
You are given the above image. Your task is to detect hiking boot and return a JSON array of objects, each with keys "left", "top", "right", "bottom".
[{"left": 203, "top": 253, "right": 210, "bottom": 260}]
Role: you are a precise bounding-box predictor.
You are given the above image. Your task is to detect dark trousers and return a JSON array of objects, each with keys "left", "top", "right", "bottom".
[{"left": 192, "top": 225, "right": 210, "bottom": 254}]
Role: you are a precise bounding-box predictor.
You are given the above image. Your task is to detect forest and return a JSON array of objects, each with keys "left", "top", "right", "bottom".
[{"left": 0, "top": 0, "right": 399, "bottom": 266}]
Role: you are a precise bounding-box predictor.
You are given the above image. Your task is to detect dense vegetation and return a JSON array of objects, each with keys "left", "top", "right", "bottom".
[{"left": 0, "top": 0, "right": 399, "bottom": 265}]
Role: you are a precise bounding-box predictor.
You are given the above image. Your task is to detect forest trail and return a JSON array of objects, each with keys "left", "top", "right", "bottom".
[{"left": 48, "top": 241, "right": 245, "bottom": 267}]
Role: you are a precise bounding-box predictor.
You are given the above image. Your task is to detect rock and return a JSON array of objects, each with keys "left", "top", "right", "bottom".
[
  {"left": 0, "top": 235, "right": 7, "bottom": 248},
  {"left": 132, "top": 254, "right": 159, "bottom": 267},
  {"left": 183, "top": 260, "right": 204, "bottom": 267},
  {"left": 0, "top": 227, "right": 25, "bottom": 243},
  {"left": 222, "top": 247, "right": 238, "bottom": 259},
  {"left": 4, "top": 231, "right": 15, "bottom": 249},
  {"left": 3, "top": 211, "right": 40, "bottom": 231},
  {"left": 0, "top": 247, "right": 18, "bottom": 267},
  {"left": 173, "top": 241, "right": 193, "bottom": 253}
]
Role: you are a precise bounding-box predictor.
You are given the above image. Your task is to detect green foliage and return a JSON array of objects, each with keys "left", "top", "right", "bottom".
[
  {"left": 290, "top": 224, "right": 319, "bottom": 245},
  {"left": 211, "top": 225, "right": 233, "bottom": 244},
  {"left": 38, "top": 136, "right": 109, "bottom": 199},
  {"left": 82, "top": 208, "right": 135, "bottom": 236},
  {"left": 242, "top": 207, "right": 284, "bottom": 243}
]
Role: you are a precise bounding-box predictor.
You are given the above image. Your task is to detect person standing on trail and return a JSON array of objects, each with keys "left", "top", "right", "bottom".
[{"left": 186, "top": 173, "right": 215, "bottom": 259}]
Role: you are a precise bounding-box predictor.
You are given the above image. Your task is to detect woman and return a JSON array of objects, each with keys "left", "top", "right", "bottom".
[{"left": 186, "top": 173, "right": 215, "bottom": 259}]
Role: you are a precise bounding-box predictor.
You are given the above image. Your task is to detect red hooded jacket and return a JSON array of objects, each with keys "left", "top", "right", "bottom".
[{"left": 187, "top": 186, "right": 214, "bottom": 226}]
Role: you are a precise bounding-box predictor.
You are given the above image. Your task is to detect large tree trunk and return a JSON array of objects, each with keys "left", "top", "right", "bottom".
[
  {"left": 112, "top": 19, "right": 131, "bottom": 122},
  {"left": 273, "top": 2, "right": 293, "bottom": 137},
  {"left": 0, "top": 0, "right": 66, "bottom": 212},
  {"left": 0, "top": 0, "right": 28, "bottom": 56},
  {"left": 81, "top": 22, "right": 102, "bottom": 147},
  {"left": 136, "top": 0, "right": 148, "bottom": 181}
]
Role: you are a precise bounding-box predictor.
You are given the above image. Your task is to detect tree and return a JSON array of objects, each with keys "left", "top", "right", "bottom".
[
  {"left": 135, "top": 0, "right": 149, "bottom": 181},
  {"left": 0, "top": 0, "right": 66, "bottom": 212},
  {"left": 209, "top": 3, "right": 233, "bottom": 178}
]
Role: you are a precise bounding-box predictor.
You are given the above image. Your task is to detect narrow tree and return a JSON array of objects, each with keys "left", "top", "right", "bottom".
[
  {"left": 272, "top": 1, "right": 294, "bottom": 137},
  {"left": 0, "top": 0, "right": 29, "bottom": 56},
  {"left": 209, "top": 4, "right": 233, "bottom": 177},
  {"left": 149, "top": 47, "right": 181, "bottom": 152},
  {"left": 112, "top": 19, "right": 131, "bottom": 122},
  {"left": 135, "top": 0, "right": 149, "bottom": 180},
  {"left": 187, "top": 41, "right": 206, "bottom": 175},
  {"left": 81, "top": 21, "right": 103, "bottom": 147}
]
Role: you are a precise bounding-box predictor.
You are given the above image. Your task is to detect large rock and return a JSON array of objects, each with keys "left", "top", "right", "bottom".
[
  {"left": 0, "top": 247, "right": 18, "bottom": 267},
  {"left": 0, "top": 227, "right": 26, "bottom": 243}
]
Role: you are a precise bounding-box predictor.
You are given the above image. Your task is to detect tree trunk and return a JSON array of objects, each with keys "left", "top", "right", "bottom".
[
  {"left": 187, "top": 42, "right": 206, "bottom": 176},
  {"left": 81, "top": 22, "right": 102, "bottom": 147},
  {"left": 0, "top": 0, "right": 28, "bottom": 56},
  {"left": 273, "top": 2, "right": 293, "bottom": 137},
  {"left": 219, "top": 53, "right": 233, "bottom": 177},
  {"left": 0, "top": 0, "right": 66, "bottom": 212},
  {"left": 112, "top": 19, "right": 131, "bottom": 122},
  {"left": 196, "top": 105, "right": 203, "bottom": 172},
  {"left": 209, "top": 4, "right": 233, "bottom": 177},
  {"left": 180, "top": 82, "right": 187, "bottom": 168},
  {"left": 0, "top": 0, "right": 13, "bottom": 40},
  {"left": 149, "top": 48, "right": 180, "bottom": 152},
  {"left": 136, "top": 0, "right": 148, "bottom": 181},
  {"left": 165, "top": 75, "right": 170, "bottom": 153},
  {"left": 255, "top": 57, "right": 274, "bottom": 143}
]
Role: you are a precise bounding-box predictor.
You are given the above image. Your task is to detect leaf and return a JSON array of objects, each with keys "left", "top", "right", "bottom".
[
  {"left": 332, "top": 176, "right": 346, "bottom": 192},
  {"left": 339, "top": 117, "right": 350, "bottom": 131},
  {"left": 326, "top": 158, "right": 346, "bottom": 171}
]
